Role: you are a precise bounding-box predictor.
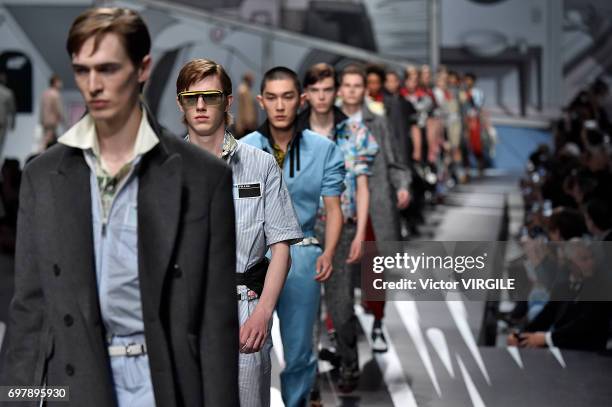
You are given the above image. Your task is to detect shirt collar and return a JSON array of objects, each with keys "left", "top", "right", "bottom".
[
  {"left": 184, "top": 130, "right": 238, "bottom": 162},
  {"left": 221, "top": 130, "right": 239, "bottom": 161},
  {"left": 59, "top": 108, "right": 159, "bottom": 159}
]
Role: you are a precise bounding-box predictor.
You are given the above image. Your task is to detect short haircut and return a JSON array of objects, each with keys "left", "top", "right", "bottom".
[
  {"left": 339, "top": 63, "right": 366, "bottom": 85},
  {"left": 585, "top": 199, "right": 612, "bottom": 231},
  {"left": 303, "top": 63, "right": 337, "bottom": 89},
  {"left": 366, "top": 63, "right": 385, "bottom": 82},
  {"left": 386, "top": 70, "right": 400, "bottom": 79},
  {"left": 464, "top": 72, "right": 477, "bottom": 81},
  {"left": 176, "top": 58, "right": 233, "bottom": 126},
  {"left": 49, "top": 74, "right": 61, "bottom": 86},
  {"left": 67, "top": 7, "right": 151, "bottom": 67},
  {"left": 260, "top": 66, "right": 301, "bottom": 94},
  {"left": 548, "top": 207, "right": 587, "bottom": 240}
]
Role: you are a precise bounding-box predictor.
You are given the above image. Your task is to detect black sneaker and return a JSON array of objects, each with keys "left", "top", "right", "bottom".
[
  {"left": 337, "top": 363, "right": 359, "bottom": 393},
  {"left": 371, "top": 327, "right": 388, "bottom": 353}
]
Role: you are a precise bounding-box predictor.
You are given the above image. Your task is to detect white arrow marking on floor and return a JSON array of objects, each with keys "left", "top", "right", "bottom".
[
  {"left": 394, "top": 301, "right": 442, "bottom": 397},
  {"left": 506, "top": 346, "right": 524, "bottom": 369},
  {"left": 446, "top": 297, "right": 491, "bottom": 385},
  {"left": 427, "top": 328, "right": 455, "bottom": 378},
  {"left": 271, "top": 311, "right": 285, "bottom": 369},
  {"left": 457, "top": 354, "right": 486, "bottom": 407},
  {"left": 548, "top": 347, "right": 566, "bottom": 368},
  {"left": 355, "top": 305, "right": 418, "bottom": 407},
  {"left": 270, "top": 387, "right": 284, "bottom": 407}
]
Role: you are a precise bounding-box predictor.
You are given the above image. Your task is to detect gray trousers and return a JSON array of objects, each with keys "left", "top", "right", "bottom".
[
  {"left": 314, "top": 221, "right": 359, "bottom": 367},
  {"left": 238, "top": 297, "right": 273, "bottom": 407}
]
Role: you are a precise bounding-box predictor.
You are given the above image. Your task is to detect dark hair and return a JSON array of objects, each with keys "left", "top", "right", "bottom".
[
  {"left": 386, "top": 70, "right": 400, "bottom": 79},
  {"left": 49, "top": 74, "right": 61, "bottom": 86},
  {"left": 366, "top": 63, "right": 385, "bottom": 83},
  {"left": 303, "top": 63, "right": 337, "bottom": 89},
  {"left": 260, "top": 66, "right": 301, "bottom": 94},
  {"left": 584, "top": 199, "right": 612, "bottom": 231},
  {"left": 67, "top": 7, "right": 151, "bottom": 67},
  {"left": 339, "top": 63, "right": 366, "bottom": 85},
  {"left": 464, "top": 72, "right": 477, "bottom": 81},
  {"left": 548, "top": 207, "right": 587, "bottom": 240}
]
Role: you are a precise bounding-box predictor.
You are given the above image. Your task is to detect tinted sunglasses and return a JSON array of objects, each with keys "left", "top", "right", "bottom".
[{"left": 178, "top": 90, "right": 225, "bottom": 107}]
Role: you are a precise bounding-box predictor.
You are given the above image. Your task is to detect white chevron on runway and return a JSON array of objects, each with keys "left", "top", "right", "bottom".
[
  {"left": 427, "top": 328, "right": 455, "bottom": 378},
  {"left": 506, "top": 346, "right": 524, "bottom": 369},
  {"left": 549, "top": 347, "right": 567, "bottom": 368},
  {"left": 394, "top": 301, "right": 443, "bottom": 397},
  {"left": 355, "top": 304, "right": 419, "bottom": 407},
  {"left": 457, "top": 354, "right": 487, "bottom": 407},
  {"left": 446, "top": 296, "right": 491, "bottom": 385}
]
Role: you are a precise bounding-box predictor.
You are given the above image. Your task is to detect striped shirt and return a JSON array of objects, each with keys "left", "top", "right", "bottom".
[{"left": 188, "top": 131, "right": 303, "bottom": 275}]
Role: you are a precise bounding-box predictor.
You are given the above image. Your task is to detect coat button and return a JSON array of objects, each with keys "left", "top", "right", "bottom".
[
  {"left": 65, "top": 364, "right": 75, "bottom": 376},
  {"left": 53, "top": 264, "right": 61, "bottom": 276},
  {"left": 173, "top": 264, "right": 182, "bottom": 278},
  {"left": 64, "top": 314, "right": 74, "bottom": 327}
]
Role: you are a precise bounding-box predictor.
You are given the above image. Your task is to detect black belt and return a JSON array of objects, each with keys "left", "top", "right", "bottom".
[{"left": 236, "top": 257, "right": 269, "bottom": 298}]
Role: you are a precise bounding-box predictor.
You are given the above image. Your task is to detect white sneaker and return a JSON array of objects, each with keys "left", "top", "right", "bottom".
[{"left": 371, "top": 328, "right": 388, "bottom": 353}]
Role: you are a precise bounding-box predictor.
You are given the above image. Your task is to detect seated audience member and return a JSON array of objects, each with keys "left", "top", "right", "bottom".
[{"left": 508, "top": 239, "right": 612, "bottom": 351}]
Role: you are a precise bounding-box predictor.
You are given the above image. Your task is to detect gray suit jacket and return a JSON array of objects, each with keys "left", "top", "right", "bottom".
[
  {"left": 0, "top": 117, "right": 239, "bottom": 406},
  {"left": 363, "top": 107, "right": 411, "bottom": 242}
]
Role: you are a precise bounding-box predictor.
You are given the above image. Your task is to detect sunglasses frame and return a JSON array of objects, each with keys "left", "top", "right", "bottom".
[{"left": 178, "top": 90, "right": 226, "bottom": 107}]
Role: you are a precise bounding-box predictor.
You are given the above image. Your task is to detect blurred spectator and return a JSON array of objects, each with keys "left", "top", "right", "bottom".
[
  {"left": 0, "top": 158, "right": 21, "bottom": 253},
  {"left": 461, "top": 72, "right": 487, "bottom": 173},
  {"left": 509, "top": 239, "right": 612, "bottom": 352},
  {"left": 39, "top": 74, "right": 65, "bottom": 150},
  {"left": 0, "top": 72, "right": 16, "bottom": 160},
  {"left": 234, "top": 72, "right": 258, "bottom": 138},
  {"left": 365, "top": 64, "right": 386, "bottom": 116},
  {"left": 584, "top": 199, "right": 612, "bottom": 241}
]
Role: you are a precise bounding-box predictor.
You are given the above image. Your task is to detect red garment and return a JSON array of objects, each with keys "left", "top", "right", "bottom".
[
  {"left": 370, "top": 92, "right": 384, "bottom": 102},
  {"left": 466, "top": 91, "right": 483, "bottom": 158},
  {"left": 363, "top": 216, "right": 385, "bottom": 320},
  {"left": 468, "top": 116, "right": 483, "bottom": 158}
]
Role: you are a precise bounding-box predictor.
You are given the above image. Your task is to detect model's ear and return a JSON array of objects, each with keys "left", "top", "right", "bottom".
[
  {"left": 225, "top": 94, "right": 234, "bottom": 112},
  {"left": 256, "top": 94, "right": 265, "bottom": 110},
  {"left": 299, "top": 93, "right": 306, "bottom": 109},
  {"left": 176, "top": 97, "right": 184, "bottom": 113},
  {"left": 138, "top": 54, "right": 152, "bottom": 84}
]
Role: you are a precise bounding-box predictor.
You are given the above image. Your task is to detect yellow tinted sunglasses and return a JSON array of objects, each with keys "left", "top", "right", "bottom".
[{"left": 178, "top": 90, "right": 226, "bottom": 107}]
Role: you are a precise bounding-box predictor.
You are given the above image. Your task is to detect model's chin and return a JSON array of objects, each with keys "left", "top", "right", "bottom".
[{"left": 269, "top": 120, "right": 293, "bottom": 131}]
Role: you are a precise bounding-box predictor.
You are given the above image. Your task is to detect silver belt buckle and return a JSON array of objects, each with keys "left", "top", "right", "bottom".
[{"left": 125, "top": 343, "right": 145, "bottom": 356}]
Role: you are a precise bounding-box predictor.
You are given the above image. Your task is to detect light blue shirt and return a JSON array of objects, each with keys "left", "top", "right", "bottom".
[{"left": 241, "top": 127, "right": 345, "bottom": 236}]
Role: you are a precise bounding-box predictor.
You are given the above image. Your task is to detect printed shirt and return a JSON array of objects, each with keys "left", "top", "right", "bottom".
[{"left": 323, "top": 118, "right": 379, "bottom": 220}]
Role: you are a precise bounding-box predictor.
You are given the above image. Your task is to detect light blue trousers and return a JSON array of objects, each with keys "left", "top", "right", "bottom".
[{"left": 277, "top": 244, "right": 322, "bottom": 407}]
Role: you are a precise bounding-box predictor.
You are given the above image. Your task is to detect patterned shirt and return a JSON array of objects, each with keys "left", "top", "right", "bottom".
[{"left": 324, "top": 119, "right": 379, "bottom": 220}]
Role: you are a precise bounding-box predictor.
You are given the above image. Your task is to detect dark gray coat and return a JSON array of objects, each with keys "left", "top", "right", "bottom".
[
  {"left": 0, "top": 122, "right": 239, "bottom": 406},
  {"left": 363, "top": 107, "right": 411, "bottom": 242}
]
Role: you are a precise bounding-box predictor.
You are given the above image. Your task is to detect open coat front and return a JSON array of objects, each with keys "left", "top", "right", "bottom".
[{"left": 0, "top": 126, "right": 240, "bottom": 407}]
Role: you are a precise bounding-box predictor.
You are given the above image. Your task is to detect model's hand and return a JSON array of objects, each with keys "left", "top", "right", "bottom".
[
  {"left": 315, "top": 252, "right": 334, "bottom": 282},
  {"left": 506, "top": 331, "right": 520, "bottom": 347},
  {"left": 519, "top": 332, "right": 547, "bottom": 348},
  {"left": 346, "top": 233, "right": 364, "bottom": 264},
  {"left": 397, "top": 189, "right": 411, "bottom": 209},
  {"left": 239, "top": 306, "right": 271, "bottom": 354}
]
